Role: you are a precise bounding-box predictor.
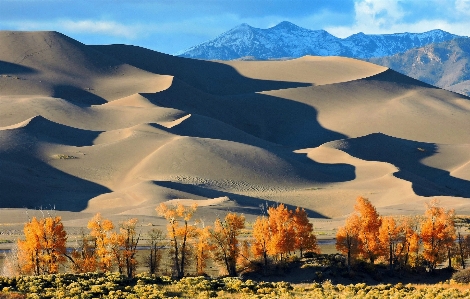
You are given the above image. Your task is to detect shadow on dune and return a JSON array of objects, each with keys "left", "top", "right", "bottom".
[
  {"left": 149, "top": 119, "right": 355, "bottom": 184},
  {"left": 93, "top": 45, "right": 349, "bottom": 148},
  {"left": 91, "top": 45, "right": 312, "bottom": 95},
  {"left": 363, "top": 68, "right": 438, "bottom": 89},
  {"left": 0, "top": 60, "right": 37, "bottom": 74},
  {"left": 153, "top": 180, "right": 329, "bottom": 218},
  {"left": 0, "top": 156, "right": 110, "bottom": 211},
  {"left": 17, "top": 115, "right": 102, "bottom": 147},
  {"left": 53, "top": 85, "right": 107, "bottom": 106},
  {"left": 329, "top": 133, "right": 470, "bottom": 198},
  {"left": 142, "top": 84, "right": 347, "bottom": 149}
]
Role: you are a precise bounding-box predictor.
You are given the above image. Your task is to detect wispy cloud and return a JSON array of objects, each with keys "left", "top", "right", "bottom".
[
  {"left": 326, "top": 0, "right": 470, "bottom": 37},
  {"left": 59, "top": 20, "right": 139, "bottom": 39},
  {"left": 6, "top": 19, "right": 142, "bottom": 39}
]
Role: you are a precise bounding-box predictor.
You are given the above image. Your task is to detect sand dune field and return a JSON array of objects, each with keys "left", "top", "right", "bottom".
[{"left": 0, "top": 31, "right": 469, "bottom": 232}]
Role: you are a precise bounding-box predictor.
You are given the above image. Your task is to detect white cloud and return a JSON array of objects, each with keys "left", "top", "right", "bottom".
[
  {"left": 5, "top": 19, "right": 142, "bottom": 39},
  {"left": 59, "top": 20, "right": 139, "bottom": 39},
  {"left": 326, "top": 0, "right": 470, "bottom": 37},
  {"left": 354, "top": 0, "right": 405, "bottom": 28},
  {"left": 455, "top": 0, "right": 470, "bottom": 16}
]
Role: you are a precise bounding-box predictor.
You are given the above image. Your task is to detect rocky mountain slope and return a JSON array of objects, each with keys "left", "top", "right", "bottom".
[
  {"left": 179, "top": 21, "right": 459, "bottom": 60},
  {"left": 369, "top": 38, "right": 470, "bottom": 96}
]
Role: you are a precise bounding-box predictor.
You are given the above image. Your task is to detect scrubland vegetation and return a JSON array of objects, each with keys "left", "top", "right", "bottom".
[
  {"left": 1, "top": 273, "right": 470, "bottom": 299},
  {"left": 1, "top": 197, "right": 470, "bottom": 298}
]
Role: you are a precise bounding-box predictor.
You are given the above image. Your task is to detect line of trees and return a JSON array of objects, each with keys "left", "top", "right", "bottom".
[
  {"left": 11, "top": 213, "right": 141, "bottom": 278},
  {"left": 155, "top": 202, "right": 319, "bottom": 278},
  {"left": 13, "top": 196, "right": 464, "bottom": 278},
  {"left": 7, "top": 203, "right": 319, "bottom": 278},
  {"left": 336, "top": 197, "right": 470, "bottom": 272}
]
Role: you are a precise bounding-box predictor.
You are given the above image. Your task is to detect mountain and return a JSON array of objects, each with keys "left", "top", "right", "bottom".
[
  {"left": 368, "top": 37, "right": 470, "bottom": 96},
  {"left": 179, "top": 21, "right": 459, "bottom": 60}
]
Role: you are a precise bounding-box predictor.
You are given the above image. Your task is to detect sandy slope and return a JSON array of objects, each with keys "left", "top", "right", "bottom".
[{"left": 0, "top": 31, "right": 470, "bottom": 228}]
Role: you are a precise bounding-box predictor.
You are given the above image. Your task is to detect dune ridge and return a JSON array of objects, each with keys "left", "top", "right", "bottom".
[{"left": 0, "top": 31, "right": 470, "bottom": 224}]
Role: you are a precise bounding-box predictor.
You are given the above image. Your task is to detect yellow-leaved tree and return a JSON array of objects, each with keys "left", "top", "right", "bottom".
[
  {"left": 420, "top": 200, "right": 456, "bottom": 270},
  {"left": 17, "top": 216, "right": 67, "bottom": 275},
  {"left": 336, "top": 213, "right": 361, "bottom": 272},
  {"left": 195, "top": 226, "right": 212, "bottom": 276},
  {"left": 87, "top": 213, "right": 115, "bottom": 272},
  {"left": 70, "top": 230, "right": 97, "bottom": 273},
  {"left": 119, "top": 218, "right": 140, "bottom": 278},
  {"left": 156, "top": 202, "right": 198, "bottom": 279},
  {"left": 208, "top": 212, "right": 245, "bottom": 276}
]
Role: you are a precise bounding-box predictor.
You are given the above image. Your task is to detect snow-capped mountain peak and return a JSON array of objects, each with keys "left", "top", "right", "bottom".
[{"left": 179, "top": 22, "right": 461, "bottom": 60}]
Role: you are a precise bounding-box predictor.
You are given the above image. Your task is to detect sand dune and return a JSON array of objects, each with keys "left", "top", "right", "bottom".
[
  {"left": 224, "top": 56, "right": 388, "bottom": 86},
  {"left": 264, "top": 69, "right": 470, "bottom": 145},
  {"left": 0, "top": 31, "right": 470, "bottom": 225},
  {"left": 0, "top": 31, "right": 172, "bottom": 104}
]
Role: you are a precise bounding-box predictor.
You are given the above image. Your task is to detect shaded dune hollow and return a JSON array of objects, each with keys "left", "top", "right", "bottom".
[{"left": 0, "top": 31, "right": 469, "bottom": 219}]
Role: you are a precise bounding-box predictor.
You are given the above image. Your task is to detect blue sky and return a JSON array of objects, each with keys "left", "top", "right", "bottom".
[{"left": 1, "top": 0, "right": 469, "bottom": 54}]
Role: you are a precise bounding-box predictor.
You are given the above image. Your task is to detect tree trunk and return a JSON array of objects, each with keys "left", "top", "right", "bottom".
[
  {"left": 458, "top": 233, "right": 465, "bottom": 269},
  {"left": 448, "top": 247, "right": 452, "bottom": 269},
  {"left": 179, "top": 222, "right": 188, "bottom": 278}
]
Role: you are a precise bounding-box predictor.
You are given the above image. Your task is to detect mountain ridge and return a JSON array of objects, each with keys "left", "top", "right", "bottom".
[{"left": 179, "top": 21, "right": 459, "bottom": 60}]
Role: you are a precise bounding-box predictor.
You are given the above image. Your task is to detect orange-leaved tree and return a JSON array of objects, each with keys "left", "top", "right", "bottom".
[
  {"left": 378, "top": 216, "right": 401, "bottom": 271},
  {"left": 70, "top": 230, "right": 97, "bottom": 273},
  {"left": 355, "top": 197, "right": 382, "bottom": 264},
  {"left": 237, "top": 239, "right": 252, "bottom": 271},
  {"left": 17, "top": 216, "right": 67, "bottom": 275},
  {"left": 195, "top": 226, "right": 212, "bottom": 276},
  {"left": 252, "top": 216, "right": 271, "bottom": 269},
  {"left": 420, "top": 200, "right": 456, "bottom": 270},
  {"left": 336, "top": 213, "right": 361, "bottom": 272},
  {"left": 395, "top": 216, "right": 420, "bottom": 269},
  {"left": 208, "top": 212, "right": 245, "bottom": 276},
  {"left": 292, "top": 207, "right": 319, "bottom": 257},
  {"left": 267, "top": 204, "right": 295, "bottom": 260},
  {"left": 156, "top": 202, "right": 198, "bottom": 278}
]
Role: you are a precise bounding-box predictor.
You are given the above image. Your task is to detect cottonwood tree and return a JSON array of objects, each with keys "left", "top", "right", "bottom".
[
  {"left": 237, "top": 239, "right": 252, "bottom": 271},
  {"left": 378, "top": 216, "right": 401, "bottom": 271},
  {"left": 119, "top": 218, "right": 140, "bottom": 278},
  {"left": 156, "top": 202, "right": 198, "bottom": 279},
  {"left": 17, "top": 216, "right": 67, "bottom": 275},
  {"left": 70, "top": 230, "right": 97, "bottom": 273},
  {"left": 394, "top": 216, "right": 420, "bottom": 269},
  {"left": 267, "top": 204, "right": 295, "bottom": 260},
  {"left": 195, "top": 226, "right": 212, "bottom": 276},
  {"left": 355, "top": 197, "right": 382, "bottom": 264},
  {"left": 420, "top": 200, "right": 456, "bottom": 270},
  {"left": 252, "top": 216, "right": 271, "bottom": 269},
  {"left": 87, "top": 213, "right": 115, "bottom": 272},
  {"left": 336, "top": 213, "right": 361, "bottom": 272},
  {"left": 145, "top": 228, "right": 164, "bottom": 274},
  {"left": 208, "top": 212, "right": 245, "bottom": 276},
  {"left": 292, "top": 207, "right": 319, "bottom": 257}
]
